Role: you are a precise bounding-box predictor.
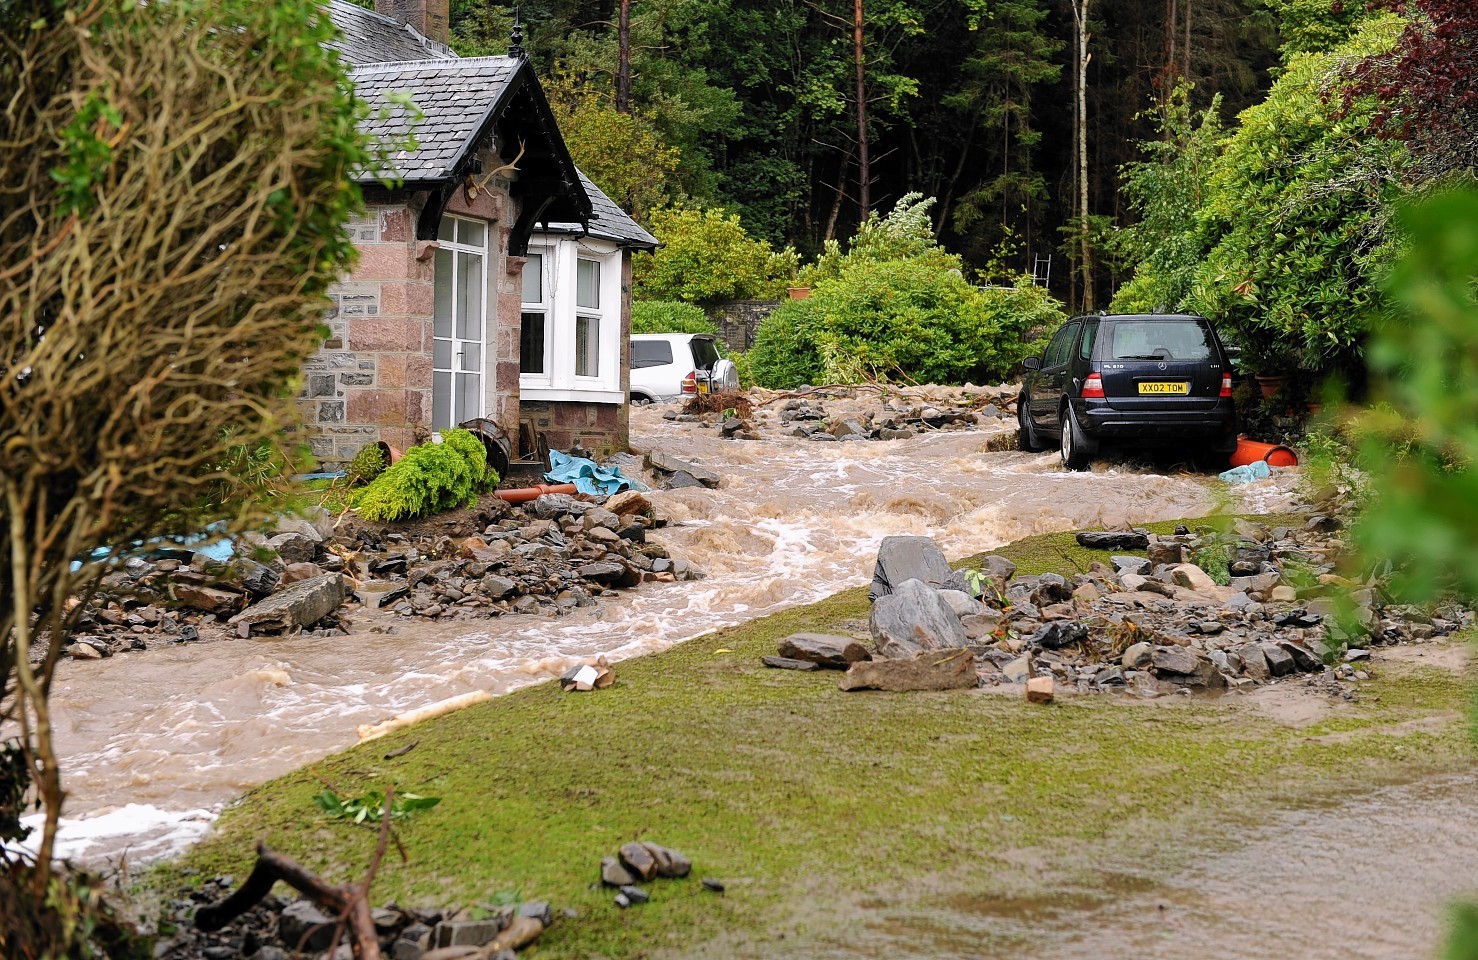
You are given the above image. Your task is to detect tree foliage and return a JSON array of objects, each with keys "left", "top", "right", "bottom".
[
  {"left": 1184, "top": 17, "right": 1405, "bottom": 371},
  {"left": 0, "top": 0, "right": 372, "bottom": 944},
  {"left": 1346, "top": 0, "right": 1478, "bottom": 187},
  {"left": 749, "top": 195, "right": 1063, "bottom": 388},
  {"left": 632, "top": 206, "right": 798, "bottom": 304}
]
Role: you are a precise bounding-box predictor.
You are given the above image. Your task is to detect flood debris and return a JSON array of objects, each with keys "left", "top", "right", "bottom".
[
  {"left": 71, "top": 487, "right": 702, "bottom": 658},
  {"left": 838, "top": 648, "right": 978, "bottom": 692},
  {"left": 560, "top": 657, "right": 614, "bottom": 692},
  {"left": 775, "top": 632, "right": 871, "bottom": 668},
  {"left": 598, "top": 842, "right": 695, "bottom": 908},
  {"left": 1026, "top": 675, "right": 1055, "bottom": 704}
]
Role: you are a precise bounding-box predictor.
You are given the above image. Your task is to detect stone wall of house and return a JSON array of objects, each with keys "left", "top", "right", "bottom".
[
  {"left": 300, "top": 202, "right": 435, "bottom": 467},
  {"left": 709, "top": 299, "right": 781, "bottom": 352},
  {"left": 299, "top": 163, "right": 519, "bottom": 470}
]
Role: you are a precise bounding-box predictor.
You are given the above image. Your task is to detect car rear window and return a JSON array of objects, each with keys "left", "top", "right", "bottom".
[
  {"left": 631, "top": 340, "right": 673, "bottom": 369},
  {"left": 689, "top": 337, "right": 721, "bottom": 370},
  {"left": 1105, "top": 319, "right": 1213, "bottom": 362}
]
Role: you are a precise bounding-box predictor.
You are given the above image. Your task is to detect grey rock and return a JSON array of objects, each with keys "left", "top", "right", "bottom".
[
  {"left": 1150, "top": 645, "right": 1201, "bottom": 676},
  {"left": 869, "top": 536, "right": 953, "bottom": 600},
  {"left": 869, "top": 578, "right": 968, "bottom": 659},
  {"left": 1033, "top": 621, "right": 1088, "bottom": 650},
  {"left": 1002, "top": 655, "right": 1031, "bottom": 684},
  {"left": 838, "top": 648, "right": 979, "bottom": 692},
  {"left": 642, "top": 842, "right": 692, "bottom": 878},
  {"left": 777, "top": 633, "right": 871, "bottom": 668},
  {"left": 432, "top": 918, "right": 509, "bottom": 948},
  {"left": 619, "top": 842, "right": 658, "bottom": 882},
  {"left": 583, "top": 508, "right": 620, "bottom": 531},
  {"left": 267, "top": 532, "right": 318, "bottom": 565},
  {"left": 228, "top": 574, "right": 344, "bottom": 633},
  {"left": 938, "top": 589, "right": 982, "bottom": 618},
  {"left": 1261, "top": 642, "right": 1296, "bottom": 677},
  {"left": 1121, "top": 641, "right": 1153, "bottom": 670},
  {"left": 663, "top": 470, "right": 707, "bottom": 490},
  {"left": 1112, "top": 556, "right": 1151, "bottom": 577},
  {"left": 519, "top": 901, "right": 554, "bottom": 926},
  {"left": 977, "top": 555, "right": 1018, "bottom": 582},
  {"left": 533, "top": 494, "right": 589, "bottom": 519},
  {"left": 1279, "top": 641, "right": 1324, "bottom": 672},
  {"left": 601, "top": 856, "right": 636, "bottom": 887},
  {"left": 941, "top": 570, "right": 982, "bottom": 599},
  {"left": 1236, "top": 644, "right": 1271, "bottom": 681},
  {"left": 279, "top": 900, "right": 337, "bottom": 952},
  {"left": 1076, "top": 531, "right": 1150, "bottom": 550},
  {"left": 762, "top": 656, "right": 819, "bottom": 671},
  {"left": 219, "top": 557, "right": 281, "bottom": 596},
  {"left": 1147, "top": 540, "right": 1184, "bottom": 566},
  {"left": 959, "top": 609, "right": 1006, "bottom": 640},
  {"left": 618, "top": 885, "right": 649, "bottom": 904},
  {"left": 479, "top": 574, "right": 517, "bottom": 599},
  {"left": 646, "top": 449, "right": 720, "bottom": 487}
]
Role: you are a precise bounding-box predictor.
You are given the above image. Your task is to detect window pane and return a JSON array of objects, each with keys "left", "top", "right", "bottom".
[
  {"left": 521, "top": 253, "right": 543, "bottom": 304},
  {"left": 434, "top": 249, "right": 454, "bottom": 339},
  {"left": 577, "top": 258, "right": 600, "bottom": 310},
  {"left": 433, "top": 338, "right": 453, "bottom": 371},
  {"left": 576, "top": 315, "right": 599, "bottom": 377},
  {"left": 436, "top": 217, "right": 454, "bottom": 242},
  {"left": 461, "top": 341, "right": 481, "bottom": 372},
  {"left": 457, "top": 219, "right": 486, "bottom": 247},
  {"left": 456, "top": 251, "right": 483, "bottom": 341},
  {"left": 631, "top": 340, "right": 672, "bottom": 368},
  {"left": 456, "top": 371, "right": 481, "bottom": 422},
  {"left": 520, "top": 311, "right": 546, "bottom": 374},
  {"left": 433, "top": 371, "right": 452, "bottom": 431}
]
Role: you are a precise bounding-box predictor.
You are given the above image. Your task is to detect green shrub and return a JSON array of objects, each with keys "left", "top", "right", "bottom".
[
  {"left": 346, "top": 442, "right": 386, "bottom": 486},
  {"left": 631, "top": 300, "right": 717, "bottom": 335},
  {"left": 353, "top": 429, "right": 497, "bottom": 522},
  {"left": 632, "top": 206, "right": 798, "bottom": 305},
  {"left": 748, "top": 267, "right": 1062, "bottom": 389}
]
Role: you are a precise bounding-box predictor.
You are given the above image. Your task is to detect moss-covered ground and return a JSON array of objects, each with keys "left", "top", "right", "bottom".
[{"left": 172, "top": 519, "right": 1475, "bottom": 958}]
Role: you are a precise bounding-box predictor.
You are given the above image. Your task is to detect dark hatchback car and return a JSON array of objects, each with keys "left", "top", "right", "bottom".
[{"left": 1018, "top": 313, "right": 1238, "bottom": 470}]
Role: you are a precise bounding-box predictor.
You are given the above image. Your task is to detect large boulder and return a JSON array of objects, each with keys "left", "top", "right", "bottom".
[
  {"left": 228, "top": 573, "right": 345, "bottom": 634},
  {"left": 838, "top": 649, "right": 978, "bottom": 692},
  {"left": 869, "top": 536, "right": 952, "bottom": 601},
  {"left": 1076, "top": 531, "right": 1149, "bottom": 550},
  {"left": 777, "top": 633, "right": 871, "bottom": 669},
  {"left": 869, "top": 579, "right": 967, "bottom": 659},
  {"left": 646, "top": 449, "right": 720, "bottom": 488}
]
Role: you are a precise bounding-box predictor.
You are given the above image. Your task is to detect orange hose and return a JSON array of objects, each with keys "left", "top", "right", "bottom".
[{"left": 493, "top": 482, "right": 579, "bottom": 503}]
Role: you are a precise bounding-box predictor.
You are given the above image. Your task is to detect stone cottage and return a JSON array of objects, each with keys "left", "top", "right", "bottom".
[{"left": 301, "top": 0, "right": 657, "bottom": 470}]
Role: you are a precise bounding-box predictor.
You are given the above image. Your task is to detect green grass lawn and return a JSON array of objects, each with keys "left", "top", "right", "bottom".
[{"left": 172, "top": 521, "right": 1475, "bottom": 958}]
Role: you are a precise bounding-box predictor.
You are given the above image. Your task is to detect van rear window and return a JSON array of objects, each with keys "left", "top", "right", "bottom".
[{"left": 1106, "top": 320, "right": 1213, "bottom": 362}]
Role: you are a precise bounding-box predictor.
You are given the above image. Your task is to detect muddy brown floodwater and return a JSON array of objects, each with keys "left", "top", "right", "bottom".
[{"left": 37, "top": 395, "right": 1253, "bottom": 863}]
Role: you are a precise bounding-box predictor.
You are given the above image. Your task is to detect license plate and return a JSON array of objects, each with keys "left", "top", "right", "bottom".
[{"left": 1138, "top": 381, "right": 1190, "bottom": 395}]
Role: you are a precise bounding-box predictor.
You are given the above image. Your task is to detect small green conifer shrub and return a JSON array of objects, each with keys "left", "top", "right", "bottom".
[{"left": 353, "top": 429, "right": 497, "bottom": 522}]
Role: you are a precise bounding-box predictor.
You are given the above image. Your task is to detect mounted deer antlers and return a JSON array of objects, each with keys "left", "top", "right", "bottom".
[{"left": 463, "top": 139, "right": 526, "bottom": 201}]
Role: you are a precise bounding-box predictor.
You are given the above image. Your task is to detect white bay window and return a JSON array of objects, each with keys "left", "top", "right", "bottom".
[{"left": 520, "top": 238, "right": 621, "bottom": 402}]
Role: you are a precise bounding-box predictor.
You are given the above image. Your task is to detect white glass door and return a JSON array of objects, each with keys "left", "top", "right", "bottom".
[{"left": 433, "top": 217, "right": 487, "bottom": 432}]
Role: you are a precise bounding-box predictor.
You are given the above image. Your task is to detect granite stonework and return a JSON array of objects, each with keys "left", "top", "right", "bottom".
[{"left": 709, "top": 299, "right": 781, "bottom": 352}]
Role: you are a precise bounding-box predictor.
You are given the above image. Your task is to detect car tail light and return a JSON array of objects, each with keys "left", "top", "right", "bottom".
[
  {"left": 1081, "top": 372, "right": 1105, "bottom": 399},
  {"left": 681, "top": 370, "right": 698, "bottom": 394},
  {"left": 1219, "top": 372, "right": 1233, "bottom": 398}
]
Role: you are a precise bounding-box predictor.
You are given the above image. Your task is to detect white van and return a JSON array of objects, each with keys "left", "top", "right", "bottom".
[{"left": 629, "top": 333, "right": 740, "bottom": 403}]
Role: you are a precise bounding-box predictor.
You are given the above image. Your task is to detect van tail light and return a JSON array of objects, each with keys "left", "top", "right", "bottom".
[
  {"left": 681, "top": 370, "right": 698, "bottom": 394},
  {"left": 1220, "top": 372, "right": 1233, "bottom": 398},
  {"left": 1081, "top": 373, "right": 1105, "bottom": 399}
]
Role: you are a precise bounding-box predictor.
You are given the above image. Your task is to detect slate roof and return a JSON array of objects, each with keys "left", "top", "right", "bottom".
[
  {"left": 325, "top": 0, "right": 455, "bottom": 65},
  {"left": 541, "top": 171, "right": 659, "bottom": 249},
  {"left": 349, "top": 57, "right": 520, "bottom": 183}
]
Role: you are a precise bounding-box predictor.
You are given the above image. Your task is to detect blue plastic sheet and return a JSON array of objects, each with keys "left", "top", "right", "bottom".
[
  {"left": 1219, "top": 460, "right": 1272, "bottom": 484},
  {"left": 545, "top": 449, "right": 649, "bottom": 497}
]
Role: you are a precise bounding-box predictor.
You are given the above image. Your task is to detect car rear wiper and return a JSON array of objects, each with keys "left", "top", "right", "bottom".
[{"left": 1117, "top": 354, "right": 1166, "bottom": 360}]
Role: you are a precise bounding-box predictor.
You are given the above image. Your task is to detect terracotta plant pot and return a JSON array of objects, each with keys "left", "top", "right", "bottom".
[
  {"left": 787, "top": 286, "right": 811, "bottom": 300},
  {"left": 1254, "top": 374, "right": 1290, "bottom": 400}
]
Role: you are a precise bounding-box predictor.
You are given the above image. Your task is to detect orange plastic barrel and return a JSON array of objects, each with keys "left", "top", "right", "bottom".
[{"left": 1230, "top": 436, "right": 1298, "bottom": 468}]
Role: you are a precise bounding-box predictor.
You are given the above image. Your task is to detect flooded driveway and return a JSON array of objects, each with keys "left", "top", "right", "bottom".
[{"left": 42, "top": 395, "right": 1241, "bottom": 861}]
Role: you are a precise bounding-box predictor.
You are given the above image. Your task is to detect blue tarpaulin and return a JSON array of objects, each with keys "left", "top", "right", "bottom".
[
  {"left": 1219, "top": 460, "right": 1273, "bottom": 484},
  {"left": 545, "top": 449, "right": 649, "bottom": 497}
]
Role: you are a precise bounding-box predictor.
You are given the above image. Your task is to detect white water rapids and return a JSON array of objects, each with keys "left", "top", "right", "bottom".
[{"left": 34, "top": 395, "right": 1269, "bottom": 866}]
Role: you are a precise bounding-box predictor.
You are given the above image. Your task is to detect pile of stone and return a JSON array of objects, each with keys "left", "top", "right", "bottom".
[
  {"left": 778, "top": 398, "right": 985, "bottom": 443},
  {"left": 597, "top": 841, "right": 717, "bottom": 908},
  {"left": 768, "top": 525, "right": 1469, "bottom": 699},
  {"left": 160, "top": 875, "right": 557, "bottom": 960},
  {"left": 71, "top": 491, "right": 703, "bottom": 658}
]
